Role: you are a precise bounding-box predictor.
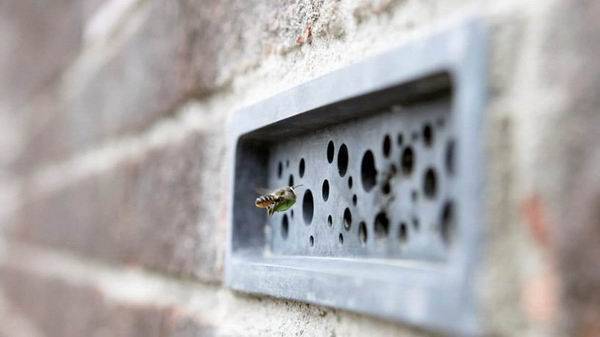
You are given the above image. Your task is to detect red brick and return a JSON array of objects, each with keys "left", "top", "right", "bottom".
[
  {"left": 11, "top": 126, "right": 226, "bottom": 282},
  {"left": 0, "top": 266, "right": 215, "bottom": 337}
]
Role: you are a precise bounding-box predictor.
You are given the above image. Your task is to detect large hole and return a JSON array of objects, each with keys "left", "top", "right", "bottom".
[
  {"left": 440, "top": 201, "right": 455, "bottom": 246},
  {"left": 382, "top": 182, "right": 391, "bottom": 195},
  {"left": 343, "top": 208, "right": 352, "bottom": 230},
  {"left": 398, "top": 222, "right": 408, "bottom": 243},
  {"left": 423, "top": 167, "right": 438, "bottom": 199},
  {"left": 422, "top": 123, "right": 433, "bottom": 147},
  {"left": 288, "top": 174, "right": 294, "bottom": 187},
  {"left": 281, "top": 214, "right": 289, "bottom": 239},
  {"left": 277, "top": 162, "right": 283, "bottom": 179},
  {"left": 337, "top": 144, "right": 349, "bottom": 176},
  {"left": 322, "top": 179, "right": 330, "bottom": 201},
  {"left": 299, "top": 158, "right": 306, "bottom": 177},
  {"left": 327, "top": 141, "right": 335, "bottom": 163},
  {"left": 302, "top": 190, "right": 314, "bottom": 225},
  {"left": 382, "top": 134, "right": 392, "bottom": 158},
  {"left": 401, "top": 147, "right": 415, "bottom": 175},
  {"left": 360, "top": 150, "right": 377, "bottom": 192},
  {"left": 374, "top": 212, "right": 390, "bottom": 239},
  {"left": 446, "top": 140, "right": 455, "bottom": 175},
  {"left": 359, "top": 222, "right": 367, "bottom": 245}
]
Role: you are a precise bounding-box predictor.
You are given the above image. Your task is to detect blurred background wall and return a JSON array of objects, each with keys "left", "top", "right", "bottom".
[{"left": 0, "top": 0, "right": 599, "bottom": 336}]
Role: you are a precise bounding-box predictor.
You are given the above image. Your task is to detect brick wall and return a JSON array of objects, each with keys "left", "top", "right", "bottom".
[{"left": 1, "top": 0, "right": 599, "bottom": 336}]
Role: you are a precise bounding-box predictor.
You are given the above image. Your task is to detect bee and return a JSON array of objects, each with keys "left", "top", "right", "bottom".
[{"left": 255, "top": 185, "right": 303, "bottom": 216}]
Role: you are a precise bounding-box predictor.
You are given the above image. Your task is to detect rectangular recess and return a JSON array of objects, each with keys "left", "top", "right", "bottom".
[{"left": 226, "top": 19, "right": 486, "bottom": 336}]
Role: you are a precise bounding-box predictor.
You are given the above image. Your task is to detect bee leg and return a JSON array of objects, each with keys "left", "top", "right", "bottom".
[{"left": 267, "top": 206, "right": 275, "bottom": 216}]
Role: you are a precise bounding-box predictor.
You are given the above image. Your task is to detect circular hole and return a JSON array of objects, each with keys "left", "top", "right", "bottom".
[
  {"left": 401, "top": 147, "right": 415, "bottom": 175},
  {"left": 348, "top": 176, "right": 353, "bottom": 189},
  {"left": 440, "top": 201, "right": 455, "bottom": 246},
  {"left": 302, "top": 190, "right": 314, "bottom": 225},
  {"left": 281, "top": 214, "right": 289, "bottom": 239},
  {"left": 309, "top": 235, "right": 314, "bottom": 247},
  {"left": 397, "top": 134, "right": 404, "bottom": 146},
  {"left": 374, "top": 212, "right": 390, "bottom": 239},
  {"left": 299, "top": 158, "right": 306, "bottom": 178},
  {"left": 352, "top": 194, "right": 357, "bottom": 206},
  {"left": 423, "top": 167, "right": 438, "bottom": 199},
  {"left": 277, "top": 162, "right": 283, "bottom": 179},
  {"left": 343, "top": 208, "right": 352, "bottom": 230},
  {"left": 382, "top": 182, "right": 391, "bottom": 194},
  {"left": 446, "top": 140, "right": 455, "bottom": 175},
  {"left": 337, "top": 144, "right": 349, "bottom": 176},
  {"left": 327, "top": 215, "right": 333, "bottom": 226},
  {"left": 322, "top": 179, "right": 330, "bottom": 201},
  {"left": 383, "top": 134, "right": 392, "bottom": 158},
  {"left": 358, "top": 222, "right": 367, "bottom": 245},
  {"left": 360, "top": 150, "right": 377, "bottom": 192},
  {"left": 338, "top": 233, "right": 344, "bottom": 245},
  {"left": 398, "top": 222, "right": 408, "bottom": 243},
  {"left": 422, "top": 123, "right": 433, "bottom": 147},
  {"left": 288, "top": 174, "right": 294, "bottom": 187},
  {"left": 327, "top": 141, "right": 335, "bottom": 163},
  {"left": 412, "top": 216, "right": 420, "bottom": 230}
]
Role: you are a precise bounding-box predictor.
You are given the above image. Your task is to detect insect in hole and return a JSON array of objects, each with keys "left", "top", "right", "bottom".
[{"left": 255, "top": 185, "right": 303, "bottom": 216}]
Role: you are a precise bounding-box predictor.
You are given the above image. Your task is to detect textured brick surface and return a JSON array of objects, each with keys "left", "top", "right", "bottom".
[
  {"left": 0, "top": 266, "right": 215, "bottom": 337},
  {"left": 11, "top": 124, "right": 226, "bottom": 282}
]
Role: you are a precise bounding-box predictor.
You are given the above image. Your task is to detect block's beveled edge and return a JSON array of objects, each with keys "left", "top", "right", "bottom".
[{"left": 225, "top": 18, "right": 487, "bottom": 336}]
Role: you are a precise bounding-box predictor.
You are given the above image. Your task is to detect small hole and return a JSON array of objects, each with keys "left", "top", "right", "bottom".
[
  {"left": 322, "top": 180, "right": 330, "bottom": 201},
  {"left": 423, "top": 167, "right": 438, "bottom": 199},
  {"left": 343, "top": 208, "right": 352, "bottom": 230},
  {"left": 440, "top": 201, "right": 455, "bottom": 245},
  {"left": 411, "top": 190, "right": 418, "bottom": 202},
  {"left": 398, "top": 222, "right": 408, "bottom": 243},
  {"left": 299, "top": 158, "right": 306, "bottom": 178},
  {"left": 360, "top": 150, "right": 377, "bottom": 192},
  {"left": 412, "top": 131, "right": 419, "bottom": 141},
  {"left": 446, "top": 140, "right": 455, "bottom": 175},
  {"left": 397, "top": 134, "right": 404, "bottom": 146},
  {"left": 286, "top": 160, "right": 290, "bottom": 168},
  {"left": 303, "top": 190, "right": 314, "bottom": 225},
  {"left": 277, "top": 162, "right": 283, "bottom": 179},
  {"left": 382, "top": 182, "right": 391, "bottom": 194},
  {"left": 327, "top": 141, "right": 335, "bottom": 163},
  {"left": 327, "top": 215, "right": 333, "bottom": 226},
  {"left": 290, "top": 209, "right": 294, "bottom": 219},
  {"left": 309, "top": 235, "right": 314, "bottom": 247},
  {"left": 352, "top": 194, "right": 357, "bottom": 206},
  {"left": 412, "top": 216, "right": 420, "bottom": 230},
  {"left": 337, "top": 144, "right": 349, "bottom": 176},
  {"left": 348, "top": 176, "right": 353, "bottom": 189},
  {"left": 359, "top": 222, "right": 367, "bottom": 244},
  {"left": 374, "top": 212, "right": 390, "bottom": 239},
  {"left": 401, "top": 147, "right": 415, "bottom": 175},
  {"left": 382, "top": 134, "right": 392, "bottom": 157},
  {"left": 338, "top": 233, "right": 344, "bottom": 244},
  {"left": 422, "top": 123, "right": 433, "bottom": 147},
  {"left": 289, "top": 174, "right": 294, "bottom": 187},
  {"left": 281, "top": 214, "right": 289, "bottom": 239}
]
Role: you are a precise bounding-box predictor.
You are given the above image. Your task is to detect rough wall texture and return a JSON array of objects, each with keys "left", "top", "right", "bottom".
[{"left": 1, "top": 0, "right": 598, "bottom": 336}]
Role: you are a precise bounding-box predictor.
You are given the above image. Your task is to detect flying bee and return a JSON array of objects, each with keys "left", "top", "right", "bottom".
[{"left": 255, "top": 185, "right": 303, "bottom": 216}]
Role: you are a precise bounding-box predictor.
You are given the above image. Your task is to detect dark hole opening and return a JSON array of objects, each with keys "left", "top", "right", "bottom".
[
  {"left": 343, "top": 208, "right": 352, "bottom": 230},
  {"left": 383, "top": 134, "right": 392, "bottom": 158},
  {"left": 401, "top": 147, "right": 415, "bottom": 175},
  {"left": 288, "top": 174, "right": 294, "bottom": 187},
  {"left": 423, "top": 123, "right": 433, "bottom": 147},
  {"left": 348, "top": 176, "right": 353, "bottom": 189},
  {"left": 337, "top": 144, "right": 349, "bottom": 176},
  {"left": 423, "top": 167, "right": 438, "bottom": 199},
  {"left": 281, "top": 214, "right": 289, "bottom": 239},
  {"left": 382, "top": 182, "right": 391, "bottom": 194},
  {"left": 338, "top": 233, "right": 344, "bottom": 244},
  {"left": 309, "top": 235, "right": 314, "bottom": 247},
  {"left": 322, "top": 179, "right": 329, "bottom": 201},
  {"left": 397, "top": 133, "right": 404, "bottom": 146},
  {"left": 398, "top": 222, "right": 408, "bottom": 243},
  {"left": 302, "top": 190, "right": 314, "bottom": 225},
  {"left": 352, "top": 194, "right": 357, "bottom": 206},
  {"left": 299, "top": 158, "right": 305, "bottom": 177},
  {"left": 440, "top": 201, "right": 455, "bottom": 246},
  {"left": 361, "top": 150, "right": 377, "bottom": 192},
  {"left": 277, "top": 162, "right": 283, "bottom": 179},
  {"left": 374, "top": 212, "right": 390, "bottom": 239},
  {"left": 359, "top": 222, "right": 367, "bottom": 245},
  {"left": 327, "top": 141, "right": 335, "bottom": 163},
  {"left": 446, "top": 140, "right": 455, "bottom": 175},
  {"left": 327, "top": 215, "right": 333, "bottom": 226}
]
